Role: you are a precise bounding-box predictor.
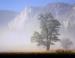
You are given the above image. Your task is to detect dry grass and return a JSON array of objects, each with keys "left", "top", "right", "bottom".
[{"left": 0, "top": 49, "right": 75, "bottom": 54}]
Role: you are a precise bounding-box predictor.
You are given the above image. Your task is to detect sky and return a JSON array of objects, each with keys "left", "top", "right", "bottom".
[{"left": 0, "top": 0, "right": 75, "bottom": 12}]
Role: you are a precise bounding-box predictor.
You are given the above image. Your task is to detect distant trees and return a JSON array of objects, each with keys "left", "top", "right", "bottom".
[
  {"left": 31, "top": 12, "right": 61, "bottom": 51},
  {"left": 61, "top": 38, "right": 73, "bottom": 50}
]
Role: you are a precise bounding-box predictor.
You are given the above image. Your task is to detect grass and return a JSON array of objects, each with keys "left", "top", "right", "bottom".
[{"left": 0, "top": 49, "right": 75, "bottom": 55}]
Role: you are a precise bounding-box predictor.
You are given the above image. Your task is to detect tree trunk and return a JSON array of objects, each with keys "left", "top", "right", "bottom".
[
  {"left": 46, "top": 39, "right": 50, "bottom": 51},
  {"left": 46, "top": 28, "right": 51, "bottom": 51},
  {"left": 46, "top": 43, "right": 50, "bottom": 51},
  {"left": 46, "top": 35, "right": 52, "bottom": 51}
]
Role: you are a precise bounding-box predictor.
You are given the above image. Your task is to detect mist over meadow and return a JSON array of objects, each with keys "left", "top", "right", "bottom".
[{"left": 0, "top": 3, "right": 75, "bottom": 52}]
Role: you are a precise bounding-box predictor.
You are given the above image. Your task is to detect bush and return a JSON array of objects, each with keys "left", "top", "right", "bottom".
[{"left": 55, "top": 49, "right": 74, "bottom": 54}]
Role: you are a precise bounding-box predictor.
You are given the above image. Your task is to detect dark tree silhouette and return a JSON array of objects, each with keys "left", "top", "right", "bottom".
[{"left": 31, "top": 12, "right": 61, "bottom": 51}]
